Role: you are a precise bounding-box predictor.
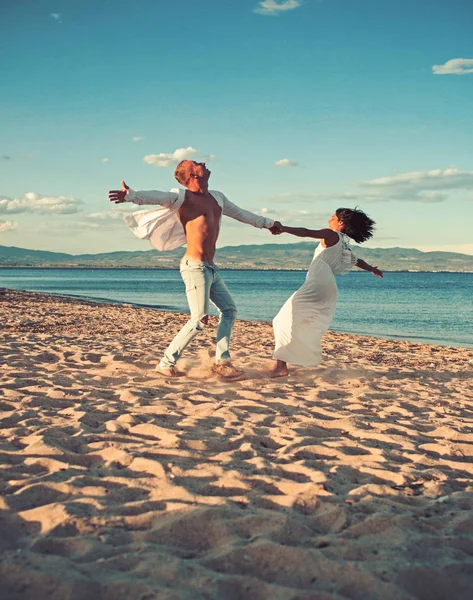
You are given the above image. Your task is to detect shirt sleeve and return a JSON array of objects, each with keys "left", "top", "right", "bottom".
[
  {"left": 125, "top": 188, "right": 179, "bottom": 207},
  {"left": 221, "top": 194, "right": 275, "bottom": 229}
]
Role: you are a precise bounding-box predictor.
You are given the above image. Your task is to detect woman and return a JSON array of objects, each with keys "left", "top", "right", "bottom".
[{"left": 270, "top": 208, "right": 383, "bottom": 377}]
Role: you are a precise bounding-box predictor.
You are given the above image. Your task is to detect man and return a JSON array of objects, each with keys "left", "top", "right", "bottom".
[{"left": 109, "top": 160, "right": 281, "bottom": 378}]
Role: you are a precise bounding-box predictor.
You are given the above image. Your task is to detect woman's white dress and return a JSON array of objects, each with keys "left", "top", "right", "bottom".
[{"left": 273, "top": 232, "right": 357, "bottom": 367}]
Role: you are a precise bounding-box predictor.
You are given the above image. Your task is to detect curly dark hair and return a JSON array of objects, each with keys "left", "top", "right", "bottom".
[{"left": 335, "top": 207, "right": 375, "bottom": 243}]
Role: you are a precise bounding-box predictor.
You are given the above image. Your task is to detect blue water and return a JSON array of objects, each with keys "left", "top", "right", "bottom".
[{"left": 1, "top": 268, "right": 472, "bottom": 348}]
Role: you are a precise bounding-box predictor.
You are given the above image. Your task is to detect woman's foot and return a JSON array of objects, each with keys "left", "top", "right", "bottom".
[{"left": 269, "top": 360, "right": 289, "bottom": 378}]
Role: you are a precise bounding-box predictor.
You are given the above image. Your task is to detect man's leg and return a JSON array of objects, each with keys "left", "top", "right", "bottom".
[
  {"left": 159, "top": 264, "right": 211, "bottom": 371},
  {"left": 209, "top": 272, "right": 238, "bottom": 364}
]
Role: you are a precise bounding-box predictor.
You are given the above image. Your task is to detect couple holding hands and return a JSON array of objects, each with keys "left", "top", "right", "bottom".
[{"left": 109, "top": 160, "right": 382, "bottom": 380}]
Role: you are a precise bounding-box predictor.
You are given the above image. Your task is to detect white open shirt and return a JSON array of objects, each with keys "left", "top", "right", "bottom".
[{"left": 124, "top": 188, "right": 275, "bottom": 251}]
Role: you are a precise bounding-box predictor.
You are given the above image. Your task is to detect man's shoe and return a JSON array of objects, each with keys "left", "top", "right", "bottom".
[
  {"left": 212, "top": 361, "right": 244, "bottom": 380},
  {"left": 156, "top": 366, "right": 184, "bottom": 377}
]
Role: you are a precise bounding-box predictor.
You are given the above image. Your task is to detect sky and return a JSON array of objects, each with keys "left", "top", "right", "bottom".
[{"left": 1, "top": 0, "right": 473, "bottom": 255}]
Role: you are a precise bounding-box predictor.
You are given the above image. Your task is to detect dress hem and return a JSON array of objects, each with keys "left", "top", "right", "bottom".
[{"left": 272, "top": 349, "right": 322, "bottom": 368}]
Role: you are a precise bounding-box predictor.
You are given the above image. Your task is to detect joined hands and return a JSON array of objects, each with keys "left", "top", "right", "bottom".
[{"left": 270, "top": 221, "right": 283, "bottom": 235}]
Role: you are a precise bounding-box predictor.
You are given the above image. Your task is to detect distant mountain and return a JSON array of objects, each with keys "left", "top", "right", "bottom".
[{"left": 1, "top": 243, "right": 472, "bottom": 272}]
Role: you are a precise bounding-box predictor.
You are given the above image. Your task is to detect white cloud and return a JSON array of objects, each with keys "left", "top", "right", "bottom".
[
  {"left": 413, "top": 192, "right": 448, "bottom": 203},
  {"left": 353, "top": 168, "right": 473, "bottom": 202},
  {"left": 143, "top": 147, "right": 198, "bottom": 168},
  {"left": 264, "top": 168, "right": 473, "bottom": 205},
  {"left": 356, "top": 168, "right": 473, "bottom": 202},
  {"left": 132, "top": 136, "right": 144, "bottom": 142},
  {"left": 272, "top": 208, "right": 326, "bottom": 222},
  {"left": 101, "top": 157, "right": 110, "bottom": 163},
  {"left": 0, "top": 220, "right": 18, "bottom": 233},
  {"left": 432, "top": 58, "right": 473, "bottom": 75},
  {"left": 266, "top": 191, "right": 378, "bottom": 204},
  {"left": 263, "top": 207, "right": 325, "bottom": 219},
  {"left": 86, "top": 211, "right": 129, "bottom": 222},
  {"left": 359, "top": 168, "right": 473, "bottom": 193},
  {"left": 58, "top": 208, "right": 135, "bottom": 231},
  {"left": 224, "top": 206, "right": 326, "bottom": 229},
  {"left": 274, "top": 158, "right": 298, "bottom": 167},
  {"left": 254, "top": 0, "right": 301, "bottom": 16},
  {"left": 0, "top": 192, "right": 83, "bottom": 215},
  {"left": 50, "top": 13, "right": 62, "bottom": 23}
]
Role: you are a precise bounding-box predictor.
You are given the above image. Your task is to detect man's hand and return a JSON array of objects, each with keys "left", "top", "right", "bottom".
[
  {"left": 270, "top": 221, "right": 283, "bottom": 235},
  {"left": 371, "top": 266, "right": 383, "bottom": 278},
  {"left": 109, "top": 180, "right": 130, "bottom": 204}
]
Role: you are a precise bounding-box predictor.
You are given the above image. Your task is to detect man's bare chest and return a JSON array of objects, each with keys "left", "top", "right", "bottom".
[{"left": 179, "top": 193, "right": 222, "bottom": 222}]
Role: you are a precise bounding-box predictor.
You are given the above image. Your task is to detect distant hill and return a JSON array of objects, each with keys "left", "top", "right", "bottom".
[{"left": 1, "top": 243, "right": 472, "bottom": 272}]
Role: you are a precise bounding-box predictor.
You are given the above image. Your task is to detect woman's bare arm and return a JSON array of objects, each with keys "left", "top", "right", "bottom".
[
  {"left": 355, "top": 258, "right": 383, "bottom": 278},
  {"left": 276, "top": 225, "right": 339, "bottom": 246}
]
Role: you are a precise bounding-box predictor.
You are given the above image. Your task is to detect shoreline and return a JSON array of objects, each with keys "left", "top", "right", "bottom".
[
  {"left": 2, "top": 264, "right": 473, "bottom": 273},
  {"left": 2, "top": 287, "right": 472, "bottom": 370},
  {"left": 1, "top": 288, "right": 473, "bottom": 599},
  {"left": 1, "top": 287, "right": 472, "bottom": 350}
]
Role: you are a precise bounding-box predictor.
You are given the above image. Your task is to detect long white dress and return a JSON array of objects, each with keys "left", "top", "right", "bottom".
[{"left": 273, "top": 232, "right": 357, "bottom": 367}]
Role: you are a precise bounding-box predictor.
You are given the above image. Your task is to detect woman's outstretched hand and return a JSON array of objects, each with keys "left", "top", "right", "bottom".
[
  {"left": 270, "top": 221, "right": 283, "bottom": 235},
  {"left": 109, "top": 181, "right": 130, "bottom": 204},
  {"left": 371, "top": 266, "right": 383, "bottom": 278}
]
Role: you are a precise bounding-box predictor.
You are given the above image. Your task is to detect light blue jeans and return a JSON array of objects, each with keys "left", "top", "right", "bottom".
[{"left": 159, "top": 259, "right": 238, "bottom": 369}]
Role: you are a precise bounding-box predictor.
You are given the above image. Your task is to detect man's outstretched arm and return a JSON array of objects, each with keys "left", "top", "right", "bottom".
[
  {"left": 221, "top": 194, "right": 279, "bottom": 229},
  {"left": 109, "top": 181, "right": 178, "bottom": 207}
]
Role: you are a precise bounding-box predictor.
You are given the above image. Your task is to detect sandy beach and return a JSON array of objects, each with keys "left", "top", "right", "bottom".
[{"left": 1, "top": 288, "right": 473, "bottom": 600}]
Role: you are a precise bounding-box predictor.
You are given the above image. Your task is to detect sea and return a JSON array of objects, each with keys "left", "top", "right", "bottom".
[{"left": 1, "top": 268, "right": 472, "bottom": 349}]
